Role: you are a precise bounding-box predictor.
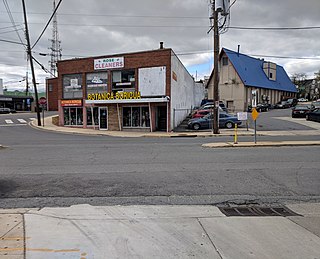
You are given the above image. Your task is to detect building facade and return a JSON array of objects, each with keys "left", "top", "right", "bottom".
[
  {"left": 47, "top": 47, "right": 201, "bottom": 132},
  {"left": 207, "top": 48, "right": 297, "bottom": 112}
]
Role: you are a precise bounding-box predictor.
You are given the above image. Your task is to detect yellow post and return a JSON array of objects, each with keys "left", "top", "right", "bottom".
[{"left": 234, "top": 123, "right": 238, "bottom": 144}]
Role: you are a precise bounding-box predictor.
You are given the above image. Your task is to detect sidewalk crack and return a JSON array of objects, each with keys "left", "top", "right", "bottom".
[{"left": 197, "top": 218, "right": 223, "bottom": 259}]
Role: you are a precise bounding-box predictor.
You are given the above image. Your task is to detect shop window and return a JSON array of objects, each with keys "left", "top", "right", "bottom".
[
  {"left": 86, "top": 107, "right": 99, "bottom": 126},
  {"left": 112, "top": 70, "right": 135, "bottom": 92},
  {"left": 86, "top": 72, "right": 108, "bottom": 97},
  {"left": 123, "top": 106, "right": 150, "bottom": 128},
  {"left": 63, "top": 74, "right": 83, "bottom": 99},
  {"left": 63, "top": 107, "right": 83, "bottom": 126}
]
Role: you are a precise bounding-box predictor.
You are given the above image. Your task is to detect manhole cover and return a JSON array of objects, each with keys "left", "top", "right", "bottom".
[{"left": 218, "top": 206, "right": 301, "bottom": 217}]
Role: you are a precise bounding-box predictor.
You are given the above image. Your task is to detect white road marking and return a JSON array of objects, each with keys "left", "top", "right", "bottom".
[
  {"left": 17, "top": 119, "right": 27, "bottom": 123},
  {"left": 5, "top": 119, "right": 13, "bottom": 124}
]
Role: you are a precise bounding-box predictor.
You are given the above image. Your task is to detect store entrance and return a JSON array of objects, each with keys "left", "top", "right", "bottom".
[
  {"left": 156, "top": 106, "right": 167, "bottom": 131},
  {"left": 99, "top": 107, "right": 108, "bottom": 130}
]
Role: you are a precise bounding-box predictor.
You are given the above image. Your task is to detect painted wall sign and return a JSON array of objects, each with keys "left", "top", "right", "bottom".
[
  {"left": 87, "top": 91, "right": 141, "bottom": 101},
  {"left": 94, "top": 57, "right": 124, "bottom": 70},
  {"left": 61, "top": 99, "right": 82, "bottom": 107}
]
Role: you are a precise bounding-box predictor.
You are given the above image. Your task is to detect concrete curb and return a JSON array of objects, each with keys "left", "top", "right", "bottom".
[
  {"left": 203, "top": 140, "right": 320, "bottom": 148},
  {"left": 28, "top": 115, "right": 320, "bottom": 140}
]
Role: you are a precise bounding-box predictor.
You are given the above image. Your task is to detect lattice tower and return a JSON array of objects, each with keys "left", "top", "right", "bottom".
[{"left": 49, "top": 0, "right": 62, "bottom": 77}]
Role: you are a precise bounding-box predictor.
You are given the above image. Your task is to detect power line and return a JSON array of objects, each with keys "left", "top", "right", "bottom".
[
  {"left": 0, "top": 11, "right": 207, "bottom": 19},
  {"left": 0, "top": 38, "right": 26, "bottom": 45},
  {"left": 227, "top": 26, "right": 320, "bottom": 30},
  {"left": 2, "top": 0, "right": 26, "bottom": 49},
  {"left": 31, "top": 0, "right": 63, "bottom": 49}
]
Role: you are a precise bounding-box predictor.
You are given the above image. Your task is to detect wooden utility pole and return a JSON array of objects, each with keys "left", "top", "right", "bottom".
[
  {"left": 213, "top": 0, "right": 220, "bottom": 134},
  {"left": 22, "top": 0, "right": 41, "bottom": 126}
]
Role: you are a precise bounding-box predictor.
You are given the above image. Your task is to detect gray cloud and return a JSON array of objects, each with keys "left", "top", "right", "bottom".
[{"left": 0, "top": 0, "right": 319, "bottom": 91}]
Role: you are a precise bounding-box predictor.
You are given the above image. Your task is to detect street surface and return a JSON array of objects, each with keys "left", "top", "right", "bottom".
[{"left": 1, "top": 109, "right": 319, "bottom": 208}]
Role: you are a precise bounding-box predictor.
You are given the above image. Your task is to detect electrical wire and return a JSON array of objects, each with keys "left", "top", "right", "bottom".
[
  {"left": 0, "top": 38, "right": 26, "bottom": 45},
  {"left": 31, "top": 0, "right": 63, "bottom": 49},
  {"left": 227, "top": 26, "right": 320, "bottom": 30},
  {"left": 2, "top": 0, "right": 26, "bottom": 49}
]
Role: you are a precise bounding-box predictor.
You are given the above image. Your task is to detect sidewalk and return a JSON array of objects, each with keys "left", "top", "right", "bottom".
[
  {"left": 1, "top": 203, "right": 320, "bottom": 258},
  {"left": 29, "top": 116, "right": 320, "bottom": 148}
]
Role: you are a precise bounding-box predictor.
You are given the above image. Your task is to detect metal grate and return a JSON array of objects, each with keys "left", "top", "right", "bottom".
[{"left": 218, "top": 206, "right": 301, "bottom": 217}]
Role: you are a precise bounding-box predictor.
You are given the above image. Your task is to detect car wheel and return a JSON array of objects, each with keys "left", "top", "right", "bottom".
[
  {"left": 225, "top": 121, "right": 233, "bottom": 129},
  {"left": 193, "top": 123, "right": 201, "bottom": 130}
]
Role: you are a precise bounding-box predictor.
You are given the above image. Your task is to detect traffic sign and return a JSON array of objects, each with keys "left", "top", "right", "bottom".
[
  {"left": 39, "top": 97, "right": 47, "bottom": 105},
  {"left": 251, "top": 108, "right": 259, "bottom": 121}
]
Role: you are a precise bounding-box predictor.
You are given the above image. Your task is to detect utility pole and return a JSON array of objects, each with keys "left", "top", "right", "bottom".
[
  {"left": 22, "top": 0, "right": 41, "bottom": 126},
  {"left": 212, "top": 0, "right": 220, "bottom": 134},
  {"left": 25, "top": 71, "right": 28, "bottom": 96}
]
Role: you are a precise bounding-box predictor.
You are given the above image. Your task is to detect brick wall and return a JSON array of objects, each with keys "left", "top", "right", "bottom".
[{"left": 46, "top": 78, "right": 58, "bottom": 111}]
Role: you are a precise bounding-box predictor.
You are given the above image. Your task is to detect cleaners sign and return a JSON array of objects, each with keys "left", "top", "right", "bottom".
[{"left": 94, "top": 57, "right": 124, "bottom": 70}]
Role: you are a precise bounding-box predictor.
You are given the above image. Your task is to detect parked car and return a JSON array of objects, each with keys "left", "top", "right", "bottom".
[
  {"left": 298, "top": 98, "right": 308, "bottom": 102},
  {"left": 285, "top": 98, "right": 298, "bottom": 107},
  {"left": 274, "top": 101, "right": 290, "bottom": 109},
  {"left": 311, "top": 101, "right": 320, "bottom": 110},
  {"left": 191, "top": 105, "right": 224, "bottom": 118},
  {"left": 192, "top": 109, "right": 211, "bottom": 118},
  {"left": 0, "top": 108, "right": 11, "bottom": 114},
  {"left": 291, "top": 105, "right": 311, "bottom": 118},
  {"left": 256, "top": 103, "right": 270, "bottom": 112},
  {"left": 306, "top": 108, "right": 320, "bottom": 122},
  {"left": 187, "top": 113, "right": 242, "bottom": 130}
]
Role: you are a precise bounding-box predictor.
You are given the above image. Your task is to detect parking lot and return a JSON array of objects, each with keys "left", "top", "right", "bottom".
[{"left": 176, "top": 105, "right": 320, "bottom": 132}]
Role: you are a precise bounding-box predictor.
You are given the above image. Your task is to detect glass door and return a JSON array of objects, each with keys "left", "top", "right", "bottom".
[{"left": 99, "top": 107, "right": 108, "bottom": 130}]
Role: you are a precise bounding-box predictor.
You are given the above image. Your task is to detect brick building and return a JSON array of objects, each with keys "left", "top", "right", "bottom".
[{"left": 46, "top": 45, "right": 201, "bottom": 132}]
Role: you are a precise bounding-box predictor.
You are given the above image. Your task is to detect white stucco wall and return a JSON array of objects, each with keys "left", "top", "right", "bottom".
[
  {"left": 194, "top": 82, "right": 205, "bottom": 107},
  {"left": 138, "top": 67, "right": 166, "bottom": 96},
  {"left": 170, "top": 52, "right": 196, "bottom": 129}
]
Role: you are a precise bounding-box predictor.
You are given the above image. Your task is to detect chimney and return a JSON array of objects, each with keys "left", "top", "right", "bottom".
[{"left": 160, "top": 42, "right": 164, "bottom": 49}]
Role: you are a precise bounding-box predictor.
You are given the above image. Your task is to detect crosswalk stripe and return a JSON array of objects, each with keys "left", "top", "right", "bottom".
[
  {"left": 5, "top": 119, "right": 13, "bottom": 124},
  {"left": 17, "top": 119, "right": 27, "bottom": 123}
]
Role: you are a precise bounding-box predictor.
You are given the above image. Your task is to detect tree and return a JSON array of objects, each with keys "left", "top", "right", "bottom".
[{"left": 291, "top": 73, "right": 307, "bottom": 98}]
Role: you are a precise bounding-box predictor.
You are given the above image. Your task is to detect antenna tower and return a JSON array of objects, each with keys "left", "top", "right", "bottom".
[{"left": 49, "top": 0, "right": 62, "bottom": 77}]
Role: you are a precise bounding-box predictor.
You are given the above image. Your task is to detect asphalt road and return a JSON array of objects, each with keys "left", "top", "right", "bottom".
[{"left": 1, "top": 110, "right": 320, "bottom": 208}]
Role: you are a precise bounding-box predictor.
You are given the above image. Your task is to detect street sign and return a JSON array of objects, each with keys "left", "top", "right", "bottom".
[
  {"left": 251, "top": 108, "right": 259, "bottom": 121},
  {"left": 39, "top": 97, "right": 47, "bottom": 105},
  {"left": 237, "top": 112, "right": 248, "bottom": 121}
]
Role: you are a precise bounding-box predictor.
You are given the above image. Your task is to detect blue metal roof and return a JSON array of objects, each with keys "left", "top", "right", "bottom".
[{"left": 223, "top": 48, "right": 297, "bottom": 93}]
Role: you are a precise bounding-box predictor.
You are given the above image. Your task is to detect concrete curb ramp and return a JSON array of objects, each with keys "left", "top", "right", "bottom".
[{"left": 203, "top": 140, "right": 320, "bottom": 148}]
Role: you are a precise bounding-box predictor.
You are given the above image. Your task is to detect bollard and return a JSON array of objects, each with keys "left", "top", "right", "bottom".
[{"left": 234, "top": 123, "right": 238, "bottom": 144}]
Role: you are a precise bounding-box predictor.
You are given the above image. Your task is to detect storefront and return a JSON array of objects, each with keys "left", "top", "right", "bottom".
[
  {"left": 0, "top": 95, "right": 33, "bottom": 111},
  {"left": 50, "top": 46, "right": 199, "bottom": 132}
]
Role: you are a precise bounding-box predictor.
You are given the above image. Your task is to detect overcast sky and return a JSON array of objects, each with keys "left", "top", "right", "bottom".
[{"left": 0, "top": 0, "right": 319, "bottom": 92}]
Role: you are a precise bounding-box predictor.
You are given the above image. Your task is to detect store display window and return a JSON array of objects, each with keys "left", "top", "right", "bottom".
[
  {"left": 123, "top": 106, "right": 150, "bottom": 128},
  {"left": 63, "top": 74, "right": 83, "bottom": 99},
  {"left": 86, "top": 107, "right": 99, "bottom": 126},
  {"left": 63, "top": 107, "right": 83, "bottom": 126},
  {"left": 112, "top": 70, "right": 135, "bottom": 92},
  {"left": 86, "top": 72, "right": 108, "bottom": 97}
]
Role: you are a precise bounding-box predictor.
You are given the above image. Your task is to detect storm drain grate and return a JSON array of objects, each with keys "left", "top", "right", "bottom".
[{"left": 218, "top": 206, "right": 301, "bottom": 217}]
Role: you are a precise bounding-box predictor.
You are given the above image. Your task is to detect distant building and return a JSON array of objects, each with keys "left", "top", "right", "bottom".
[
  {"left": 207, "top": 48, "right": 297, "bottom": 112},
  {"left": 47, "top": 45, "right": 203, "bottom": 131}
]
